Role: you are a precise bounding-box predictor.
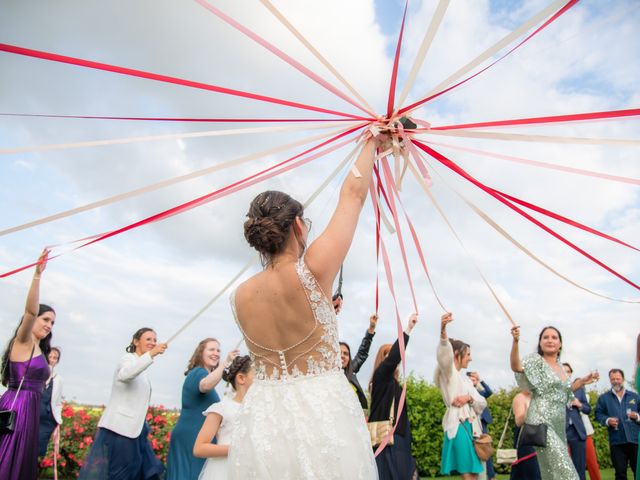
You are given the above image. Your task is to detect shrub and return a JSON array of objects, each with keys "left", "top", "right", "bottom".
[
  {"left": 406, "top": 375, "right": 613, "bottom": 477},
  {"left": 38, "top": 402, "right": 178, "bottom": 479}
]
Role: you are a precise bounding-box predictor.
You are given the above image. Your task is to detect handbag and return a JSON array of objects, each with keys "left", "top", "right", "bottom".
[
  {"left": 517, "top": 422, "right": 548, "bottom": 448},
  {"left": 368, "top": 398, "right": 395, "bottom": 447},
  {"left": 0, "top": 344, "right": 35, "bottom": 435},
  {"left": 495, "top": 409, "right": 517, "bottom": 464},
  {"left": 461, "top": 419, "right": 493, "bottom": 461}
]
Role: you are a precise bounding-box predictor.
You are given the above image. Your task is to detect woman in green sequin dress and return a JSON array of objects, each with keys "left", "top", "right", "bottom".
[{"left": 510, "top": 326, "right": 597, "bottom": 480}]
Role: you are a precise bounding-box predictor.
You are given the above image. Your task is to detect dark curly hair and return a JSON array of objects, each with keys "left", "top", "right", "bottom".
[
  {"left": 222, "top": 355, "right": 252, "bottom": 389},
  {"left": 244, "top": 190, "right": 304, "bottom": 266},
  {"left": 1, "top": 304, "right": 55, "bottom": 387}
]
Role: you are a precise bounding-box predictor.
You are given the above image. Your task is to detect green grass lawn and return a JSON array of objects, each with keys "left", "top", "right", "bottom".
[{"left": 421, "top": 467, "right": 622, "bottom": 479}]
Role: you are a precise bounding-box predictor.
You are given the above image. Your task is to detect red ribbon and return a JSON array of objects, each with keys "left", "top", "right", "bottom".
[
  {"left": 511, "top": 451, "right": 537, "bottom": 466},
  {"left": 0, "top": 43, "right": 372, "bottom": 121},
  {"left": 387, "top": 0, "right": 409, "bottom": 118},
  {"left": 413, "top": 140, "right": 640, "bottom": 291},
  {"left": 379, "top": 158, "right": 418, "bottom": 311},
  {"left": 430, "top": 108, "right": 640, "bottom": 131},
  {"left": 368, "top": 182, "right": 408, "bottom": 457},
  {"left": 399, "top": 0, "right": 579, "bottom": 114},
  {"left": 0, "top": 125, "right": 366, "bottom": 278}
]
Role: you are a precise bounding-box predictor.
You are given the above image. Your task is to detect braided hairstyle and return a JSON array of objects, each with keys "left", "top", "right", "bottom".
[
  {"left": 222, "top": 355, "right": 252, "bottom": 389},
  {"left": 244, "top": 191, "right": 304, "bottom": 266}
]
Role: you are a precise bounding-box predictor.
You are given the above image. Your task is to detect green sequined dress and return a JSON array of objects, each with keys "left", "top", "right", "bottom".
[{"left": 515, "top": 353, "right": 578, "bottom": 480}]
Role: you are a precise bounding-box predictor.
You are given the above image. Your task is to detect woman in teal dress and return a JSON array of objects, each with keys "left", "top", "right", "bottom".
[
  {"left": 165, "top": 338, "right": 237, "bottom": 480},
  {"left": 510, "top": 325, "right": 596, "bottom": 480}
]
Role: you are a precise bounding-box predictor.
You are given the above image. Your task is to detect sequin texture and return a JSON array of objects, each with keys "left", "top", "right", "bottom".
[{"left": 515, "top": 353, "right": 578, "bottom": 480}]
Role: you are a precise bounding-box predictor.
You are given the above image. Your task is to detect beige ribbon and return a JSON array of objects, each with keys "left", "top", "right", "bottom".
[
  {"left": 415, "top": 153, "right": 640, "bottom": 304},
  {"left": 259, "top": 0, "right": 376, "bottom": 117},
  {"left": 395, "top": 0, "right": 450, "bottom": 109},
  {"left": 166, "top": 256, "right": 257, "bottom": 344},
  {"left": 404, "top": 0, "right": 568, "bottom": 114},
  {"left": 165, "top": 135, "right": 366, "bottom": 343},
  {"left": 421, "top": 129, "right": 640, "bottom": 146},
  {"left": 0, "top": 121, "right": 354, "bottom": 155},
  {"left": 407, "top": 157, "right": 516, "bottom": 325},
  {"left": 0, "top": 126, "right": 356, "bottom": 237}
]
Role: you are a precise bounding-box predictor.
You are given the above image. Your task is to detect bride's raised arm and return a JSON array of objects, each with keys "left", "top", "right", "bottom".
[{"left": 306, "top": 136, "right": 378, "bottom": 294}]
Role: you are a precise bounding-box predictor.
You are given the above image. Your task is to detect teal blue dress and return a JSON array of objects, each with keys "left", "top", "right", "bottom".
[{"left": 166, "top": 367, "right": 220, "bottom": 480}]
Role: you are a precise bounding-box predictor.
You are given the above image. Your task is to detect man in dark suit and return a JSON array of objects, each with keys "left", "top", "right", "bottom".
[
  {"left": 470, "top": 371, "right": 495, "bottom": 480},
  {"left": 563, "top": 363, "right": 591, "bottom": 480},
  {"left": 595, "top": 368, "right": 640, "bottom": 480}
]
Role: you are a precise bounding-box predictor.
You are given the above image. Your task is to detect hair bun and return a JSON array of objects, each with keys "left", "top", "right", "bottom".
[{"left": 243, "top": 216, "right": 287, "bottom": 255}]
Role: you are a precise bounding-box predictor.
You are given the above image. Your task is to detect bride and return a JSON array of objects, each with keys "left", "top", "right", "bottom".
[{"left": 229, "top": 134, "right": 381, "bottom": 479}]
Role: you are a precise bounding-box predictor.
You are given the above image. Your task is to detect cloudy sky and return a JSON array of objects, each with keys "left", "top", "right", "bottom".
[{"left": 1, "top": 0, "right": 638, "bottom": 408}]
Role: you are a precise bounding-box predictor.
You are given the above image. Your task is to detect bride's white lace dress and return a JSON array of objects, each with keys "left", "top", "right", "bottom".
[{"left": 228, "top": 259, "right": 378, "bottom": 479}]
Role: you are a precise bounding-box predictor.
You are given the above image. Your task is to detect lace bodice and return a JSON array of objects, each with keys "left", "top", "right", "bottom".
[{"left": 231, "top": 259, "right": 341, "bottom": 381}]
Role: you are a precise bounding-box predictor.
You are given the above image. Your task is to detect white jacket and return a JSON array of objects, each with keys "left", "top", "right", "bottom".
[
  {"left": 98, "top": 352, "right": 154, "bottom": 438},
  {"left": 50, "top": 373, "right": 63, "bottom": 425},
  {"left": 435, "top": 338, "right": 487, "bottom": 439}
]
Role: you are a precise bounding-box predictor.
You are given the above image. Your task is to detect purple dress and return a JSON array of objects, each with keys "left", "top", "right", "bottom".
[{"left": 0, "top": 354, "right": 50, "bottom": 480}]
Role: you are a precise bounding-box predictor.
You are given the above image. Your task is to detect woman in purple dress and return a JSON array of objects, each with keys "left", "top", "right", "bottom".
[{"left": 0, "top": 249, "right": 55, "bottom": 480}]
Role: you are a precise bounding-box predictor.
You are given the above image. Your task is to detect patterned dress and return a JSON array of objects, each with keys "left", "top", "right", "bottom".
[
  {"left": 515, "top": 353, "right": 578, "bottom": 480},
  {"left": 228, "top": 259, "right": 377, "bottom": 479}
]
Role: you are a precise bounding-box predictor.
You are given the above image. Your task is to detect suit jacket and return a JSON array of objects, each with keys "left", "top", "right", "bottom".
[
  {"left": 98, "top": 352, "right": 154, "bottom": 438},
  {"left": 50, "top": 373, "right": 63, "bottom": 425},
  {"left": 566, "top": 386, "right": 590, "bottom": 442},
  {"left": 595, "top": 388, "right": 640, "bottom": 445},
  {"left": 477, "top": 380, "right": 493, "bottom": 425}
]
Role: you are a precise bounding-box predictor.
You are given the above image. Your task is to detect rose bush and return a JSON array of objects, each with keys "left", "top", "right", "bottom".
[{"left": 38, "top": 403, "right": 178, "bottom": 479}]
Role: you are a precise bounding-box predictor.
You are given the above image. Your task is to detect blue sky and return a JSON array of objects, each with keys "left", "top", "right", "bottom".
[{"left": 0, "top": 0, "right": 638, "bottom": 407}]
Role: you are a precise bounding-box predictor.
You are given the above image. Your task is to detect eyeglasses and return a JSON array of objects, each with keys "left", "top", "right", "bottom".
[{"left": 303, "top": 217, "right": 312, "bottom": 232}]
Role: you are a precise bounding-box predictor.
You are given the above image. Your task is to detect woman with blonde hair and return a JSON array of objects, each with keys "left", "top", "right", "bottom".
[{"left": 166, "top": 338, "right": 238, "bottom": 480}]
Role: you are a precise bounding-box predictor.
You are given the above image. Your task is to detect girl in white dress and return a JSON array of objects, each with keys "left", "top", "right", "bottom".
[{"left": 194, "top": 355, "right": 254, "bottom": 480}]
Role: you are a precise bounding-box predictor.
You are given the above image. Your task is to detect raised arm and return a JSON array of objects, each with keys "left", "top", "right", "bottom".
[
  {"left": 510, "top": 326, "right": 523, "bottom": 373},
  {"left": 351, "top": 314, "right": 377, "bottom": 373},
  {"left": 375, "top": 314, "right": 417, "bottom": 379},
  {"left": 436, "top": 313, "right": 454, "bottom": 377},
  {"left": 200, "top": 349, "right": 239, "bottom": 393},
  {"left": 305, "top": 136, "right": 378, "bottom": 293},
  {"left": 571, "top": 372, "right": 598, "bottom": 392},
  {"left": 15, "top": 249, "right": 49, "bottom": 345}
]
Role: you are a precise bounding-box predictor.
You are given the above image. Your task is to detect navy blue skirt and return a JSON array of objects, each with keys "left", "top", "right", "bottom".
[
  {"left": 375, "top": 424, "right": 418, "bottom": 480},
  {"left": 78, "top": 422, "right": 164, "bottom": 480}
]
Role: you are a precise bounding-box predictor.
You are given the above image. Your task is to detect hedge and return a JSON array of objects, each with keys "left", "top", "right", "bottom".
[{"left": 406, "top": 375, "right": 614, "bottom": 477}]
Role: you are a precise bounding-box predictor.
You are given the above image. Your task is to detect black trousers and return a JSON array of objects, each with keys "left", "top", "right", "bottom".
[{"left": 610, "top": 442, "right": 638, "bottom": 480}]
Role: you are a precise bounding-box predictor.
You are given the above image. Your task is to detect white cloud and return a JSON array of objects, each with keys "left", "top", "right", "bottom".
[{"left": 1, "top": 0, "right": 638, "bottom": 407}]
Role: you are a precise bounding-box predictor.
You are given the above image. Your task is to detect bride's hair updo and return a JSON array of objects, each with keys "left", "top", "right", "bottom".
[{"left": 244, "top": 190, "right": 304, "bottom": 266}]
